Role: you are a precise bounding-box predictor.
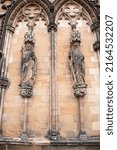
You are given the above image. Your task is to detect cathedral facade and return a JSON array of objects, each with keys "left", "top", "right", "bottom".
[{"left": 0, "top": 0, "right": 100, "bottom": 149}]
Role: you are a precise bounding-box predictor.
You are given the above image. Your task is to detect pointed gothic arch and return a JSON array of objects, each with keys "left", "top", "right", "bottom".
[
  {"left": 54, "top": 0, "right": 99, "bottom": 21},
  {"left": 0, "top": 0, "right": 51, "bottom": 50}
]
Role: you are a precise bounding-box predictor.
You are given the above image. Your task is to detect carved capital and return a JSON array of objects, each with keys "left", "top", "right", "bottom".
[
  {"left": 73, "top": 84, "right": 87, "bottom": 98},
  {"left": 0, "top": 77, "right": 9, "bottom": 88},
  {"left": 47, "top": 130, "right": 59, "bottom": 141},
  {"left": 48, "top": 22, "right": 57, "bottom": 32},
  {"left": 91, "top": 20, "right": 100, "bottom": 32},
  {"left": 93, "top": 41, "right": 100, "bottom": 52},
  {"left": 19, "top": 84, "right": 33, "bottom": 98},
  {"left": 6, "top": 25, "right": 15, "bottom": 33}
]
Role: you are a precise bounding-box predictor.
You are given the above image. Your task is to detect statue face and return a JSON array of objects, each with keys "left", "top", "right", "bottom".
[
  {"left": 74, "top": 42, "right": 79, "bottom": 49},
  {"left": 25, "top": 43, "right": 32, "bottom": 50}
]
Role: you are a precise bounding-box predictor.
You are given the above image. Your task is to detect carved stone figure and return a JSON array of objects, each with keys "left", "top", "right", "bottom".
[
  {"left": 19, "top": 30, "right": 36, "bottom": 98},
  {"left": 69, "top": 23, "right": 87, "bottom": 97}
]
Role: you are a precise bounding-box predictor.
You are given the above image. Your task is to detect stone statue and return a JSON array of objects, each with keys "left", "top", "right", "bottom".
[
  {"left": 69, "top": 23, "right": 87, "bottom": 97},
  {"left": 19, "top": 30, "right": 37, "bottom": 98}
]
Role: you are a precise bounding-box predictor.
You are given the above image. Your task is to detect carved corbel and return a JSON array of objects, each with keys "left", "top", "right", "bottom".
[{"left": 69, "top": 23, "right": 87, "bottom": 98}]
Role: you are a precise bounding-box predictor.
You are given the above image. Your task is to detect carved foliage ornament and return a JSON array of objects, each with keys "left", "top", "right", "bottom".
[
  {"left": 19, "top": 29, "right": 37, "bottom": 98},
  {"left": 69, "top": 23, "right": 87, "bottom": 97}
]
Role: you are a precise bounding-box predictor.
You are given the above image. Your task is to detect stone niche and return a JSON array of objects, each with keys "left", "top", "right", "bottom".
[
  {"left": 56, "top": 1, "right": 99, "bottom": 138},
  {"left": 3, "top": 3, "right": 50, "bottom": 138}
]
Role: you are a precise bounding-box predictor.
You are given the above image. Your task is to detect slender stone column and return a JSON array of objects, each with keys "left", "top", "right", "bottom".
[
  {"left": 78, "top": 97, "right": 87, "bottom": 140},
  {"left": 0, "top": 26, "right": 14, "bottom": 137},
  {"left": 20, "top": 98, "right": 29, "bottom": 141},
  {"left": 47, "top": 22, "right": 59, "bottom": 141}
]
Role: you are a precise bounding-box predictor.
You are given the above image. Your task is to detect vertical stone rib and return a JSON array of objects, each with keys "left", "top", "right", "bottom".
[
  {"left": 20, "top": 98, "right": 29, "bottom": 141},
  {"left": 4, "top": 32, "right": 12, "bottom": 76},
  {"left": 48, "top": 29, "right": 59, "bottom": 140},
  {"left": 0, "top": 89, "right": 5, "bottom": 133},
  {"left": 51, "top": 30, "right": 56, "bottom": 130},
  {"left": 23, "top": 98, "right": 28, "bottom": 133}
]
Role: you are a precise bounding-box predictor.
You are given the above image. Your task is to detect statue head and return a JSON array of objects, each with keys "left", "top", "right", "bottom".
[{"left": 25, "top": 42, "right": 33, "bottom": 50}]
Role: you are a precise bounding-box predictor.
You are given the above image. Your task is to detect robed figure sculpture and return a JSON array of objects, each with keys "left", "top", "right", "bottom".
[
  {"left": 69, "top": 23, "right": 87, "bottom": 97},
  {"left": 19, "top": 29, "right": 37, "bottom": 98}
]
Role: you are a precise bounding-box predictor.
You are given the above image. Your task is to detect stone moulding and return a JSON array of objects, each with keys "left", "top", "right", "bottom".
[{"left": 0, "top": 136, "right": 100, "bottom": 146}]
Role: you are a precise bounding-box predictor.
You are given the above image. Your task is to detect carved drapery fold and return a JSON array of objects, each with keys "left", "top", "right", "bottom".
[{"left": 69, "top": 23, "right": 87, "bottom": 98}]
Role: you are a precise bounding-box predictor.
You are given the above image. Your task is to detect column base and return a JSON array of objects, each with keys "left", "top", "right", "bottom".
[
  {"left": 20, "top": 132, "right": 29, "bottom": 142},
  {"left": 47, "top": 130, "right": 59, "bottom": 141},
  {"left": 78, "top": 131, "right": 87, "bottom": 140}
]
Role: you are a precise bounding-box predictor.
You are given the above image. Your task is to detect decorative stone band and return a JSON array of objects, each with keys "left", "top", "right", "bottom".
[
  {"left": 73, "top": 84, "right": 87, "bottom": 98},
  {"left": 19, "top": 84, "right": 33, "bottom": 98},
  {"left": 0, "top": 77, "right": 9, "bottom": 88},
  {"left": 93, "top": 41, "right": 100, "bottom": 52}
]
